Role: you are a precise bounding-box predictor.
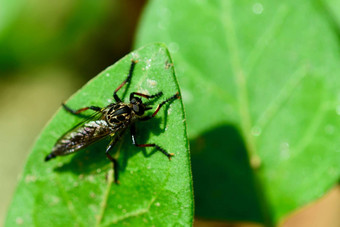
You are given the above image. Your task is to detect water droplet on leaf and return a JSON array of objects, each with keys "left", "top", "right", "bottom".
[{"left": 251, "top": 126, "right": 262, "bottom": 136}]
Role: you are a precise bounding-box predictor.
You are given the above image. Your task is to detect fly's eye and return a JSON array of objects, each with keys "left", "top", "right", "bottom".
[
  {"left": 133, "top": 104, "right": 145, "bottom": 115},
  {"left": 131, "top": 97, "right": 142, "bottom": 104},
  {"left": 133, "top": 104, "right": 139, "bottom": 113}
]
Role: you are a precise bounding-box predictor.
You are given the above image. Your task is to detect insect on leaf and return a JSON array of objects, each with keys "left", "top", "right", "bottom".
[{"left": 5, "top": 43, "right": 193, "bottom": 226}]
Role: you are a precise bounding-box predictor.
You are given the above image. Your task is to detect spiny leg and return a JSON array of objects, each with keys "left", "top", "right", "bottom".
[
  {"left": 106, "top": 133, "right": 124, "bottom": 184},
  {"left": 130, "top": 124, "right": 174, "bottom": 160},
  {"left": 129, "top": 91, "right": 163, "bottom": 101},
  {"left": 62, "top": 103, "right": 101, "bottom": 115},
  {"left": 113, "top": 60, "right": 138, "bottom": 103},
  {"left": 140, "top": 92, "right": 180, "bottom": 121}
]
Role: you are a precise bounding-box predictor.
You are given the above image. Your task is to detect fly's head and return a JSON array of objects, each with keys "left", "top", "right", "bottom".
[{"left": 130, "top": 97, "right": 152, "bottom": 116}]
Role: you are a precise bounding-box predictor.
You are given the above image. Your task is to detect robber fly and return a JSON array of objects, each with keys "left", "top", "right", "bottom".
[{"left": 44, "top": 59, "right": 180, "bottom": 183}]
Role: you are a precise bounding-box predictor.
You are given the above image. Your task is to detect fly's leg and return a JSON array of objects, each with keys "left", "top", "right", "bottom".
[
  {"left": 62, "top": 104, "right": 101, "bottom": 115},
  {"left": 113, "top": 60, "right": 138, "bottom": 103},
  {"left": 140, "top": 92, "right": 180, "bottom": 121},
  {"left": 130, "top": 124, "right": 174, "bottom": 160},
  {"left": 106, "top": 133, "right": 124, "bottom": 184},
  {"left": 129, "top": 91, "right": 163, "bottom": 101}
]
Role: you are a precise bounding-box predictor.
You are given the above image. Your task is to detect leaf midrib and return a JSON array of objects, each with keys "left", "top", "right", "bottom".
[
  {"left": 221, "top": 1, "right": 272, "bottom": 226},
  {"left": 221, "top": 0, "right": 258, "bottom": 165}
]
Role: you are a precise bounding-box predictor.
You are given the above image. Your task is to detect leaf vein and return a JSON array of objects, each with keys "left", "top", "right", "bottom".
[
  {"left": 254, "top": 65, "right": 309, "bottom": 131},
  {"left": 55, "top": 175, "right": 83, "bottom": 225},
  {"left": 103, "top": 195, "right": 158, "bottom": 226},
  {"left": 293, "top": 102, "right": 331, "bottom": 156},
  {"left": 245, "top": 5, "right": 290, "bottom": 76},
  {"left": 221, "top": 0, "right": 258, "bottom": 164}
]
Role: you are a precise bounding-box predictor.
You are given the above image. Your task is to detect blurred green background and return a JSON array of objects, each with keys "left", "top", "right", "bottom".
[{"left": 1, "top": 0, "right": 339, "bottom": 226}]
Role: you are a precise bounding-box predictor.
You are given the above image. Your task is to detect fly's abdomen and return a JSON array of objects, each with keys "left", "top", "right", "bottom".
[{"left": 45, "top": 120, "right": 112, "bottom": 161}]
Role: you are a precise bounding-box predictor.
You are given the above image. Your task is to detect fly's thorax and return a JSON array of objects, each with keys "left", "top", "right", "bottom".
[{"left": 104, "top": 103, "right": 135, "bottom": 126}]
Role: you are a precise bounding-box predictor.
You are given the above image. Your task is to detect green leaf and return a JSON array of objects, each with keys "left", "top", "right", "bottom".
[
  {"left": 5, "top": 43, "right": 193, "bottom": 226},
  {"left": 135, "top": 0, "right": 340, "bottom": 225},
  {"left": 322, "top": 0, "right": 340, "bottom": 27}
]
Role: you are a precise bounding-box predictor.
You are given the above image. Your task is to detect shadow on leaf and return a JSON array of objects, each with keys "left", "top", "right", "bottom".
[{"left": 190, "top": 125, "right": 271, "bottom": 223}]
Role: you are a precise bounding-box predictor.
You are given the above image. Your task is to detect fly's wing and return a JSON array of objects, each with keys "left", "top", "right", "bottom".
[
  {"left": 58, "top": 111, "right": 103, "bottom": 138},
  {"left": 50, "top": 110, "right": 120, "bottom": 157}
]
